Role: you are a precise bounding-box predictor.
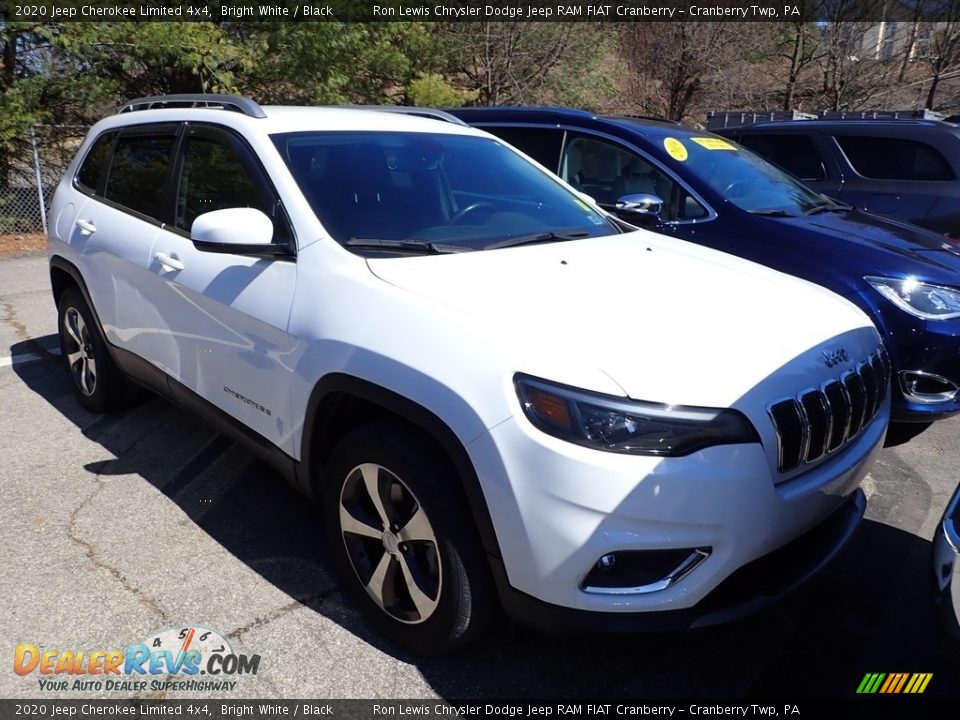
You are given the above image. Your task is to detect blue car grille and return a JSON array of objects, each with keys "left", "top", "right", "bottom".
[{"left": 768, "top": 347, "right": 890, "bottom": 473}]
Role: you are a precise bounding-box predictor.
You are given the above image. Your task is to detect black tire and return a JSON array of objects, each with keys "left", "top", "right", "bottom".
[
  {"left": 57, "top": 286, "right": 133, "bottom": 413},
  {"left": 323, "top": 421, "right": 496, "bottom": 655}
]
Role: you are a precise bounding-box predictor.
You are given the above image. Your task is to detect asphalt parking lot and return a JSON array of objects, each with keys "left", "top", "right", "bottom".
[{"left": 1, "top": 251, "right": 959, "bottom": 700}]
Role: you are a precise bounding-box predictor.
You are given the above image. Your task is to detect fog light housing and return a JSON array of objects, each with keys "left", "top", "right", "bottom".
[
  {"left": 581, "top": 548, "right": 711, "bottom": 595},
  {"left": 597, "top": 553, "right": 617, "bottom": 570},
  {"left": 900, "top": 370, "right": 959, "bottom": 404}
]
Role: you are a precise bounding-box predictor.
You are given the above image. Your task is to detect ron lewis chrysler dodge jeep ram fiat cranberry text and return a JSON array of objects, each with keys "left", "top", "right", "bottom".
[{"left": 47, "top": 95, "right": 889, "bottom": 654}]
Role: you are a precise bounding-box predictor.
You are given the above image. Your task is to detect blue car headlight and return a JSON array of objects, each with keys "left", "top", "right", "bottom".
[
  {"left": 515, "top": 374, "right": 759, "bottom": 456},
  {"left": 866, "top": 276, "right": 960, "bottom": 320}
]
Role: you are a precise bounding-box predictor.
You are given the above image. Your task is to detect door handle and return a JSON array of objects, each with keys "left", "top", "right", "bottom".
[
  {"left": 154, "top": 252, "right": 185, "bottom": 272},
  {"left": 76, "top": 218, "right": 96, "bottom": 234}
]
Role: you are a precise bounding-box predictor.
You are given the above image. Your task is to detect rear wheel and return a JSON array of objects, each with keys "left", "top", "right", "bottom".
[
  {"left": 57, "top": 286, "right": 132, "bottom": 412},
  {"left": 324, "top": 422, "right": 495, "bottom": 655}
]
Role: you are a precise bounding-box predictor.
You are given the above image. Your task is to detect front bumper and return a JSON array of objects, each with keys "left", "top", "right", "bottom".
[
  {"left": 933, "top": 484, "right": 960, "bottom": 642},
  {"left": 497, "top": 488, "right": 866, "bottom": 633},
  {"left": 468, "top": 400, "right": 887, "bottom": 619},
  {"left": 869, "top": 307, "right": 960, "bottom": 422}
]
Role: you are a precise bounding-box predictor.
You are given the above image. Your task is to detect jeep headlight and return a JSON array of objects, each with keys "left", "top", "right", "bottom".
[
  {"left": 866, "top": 276, "right": 960, "bottom": 320},
  {"left": 515, "top": 375, "right": 759, "bottom": 456}
]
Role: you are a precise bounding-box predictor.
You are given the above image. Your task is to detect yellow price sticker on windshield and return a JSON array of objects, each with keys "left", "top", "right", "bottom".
[
  {"left": 664, "top": 137, "right": 688, "bottom": 161},
  {"left": 691, "top": 137, "right": 736, "bottom": 151}
]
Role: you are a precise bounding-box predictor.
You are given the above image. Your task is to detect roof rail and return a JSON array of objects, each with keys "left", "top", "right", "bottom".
[
  {"left": 337, "top": 105, "right": 467, "bottom": 126},
  {"left": 817, "top": 109, "right": 943, "bottom": 121},
  {"left": 706, "top": 110, "right": 816, "bottom": 130},
  {"left": 618, "top": 114, "right": 682, "bottom": 126},
  {"left": 120, "top": 94, "right": 267, "bottom": 118}
]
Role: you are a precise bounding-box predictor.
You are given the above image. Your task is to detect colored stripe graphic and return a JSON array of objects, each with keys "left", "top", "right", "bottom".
[
  {"left": 880, "top": 673, "right": 906, "bottom": 693},
  {"left": 857, "top": 672, "right": 932, "bottom": 694},
  {"left": 857, "top": 673, "right": 885, "bottom": 693}
]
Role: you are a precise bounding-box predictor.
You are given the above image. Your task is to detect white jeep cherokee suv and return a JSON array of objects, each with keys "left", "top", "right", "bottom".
[{"left": 48, "top": 95, "right": 890, "bottom": 654}]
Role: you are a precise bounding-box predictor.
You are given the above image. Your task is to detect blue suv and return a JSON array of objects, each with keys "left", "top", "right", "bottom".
[
  {"left": 717, "top": 118, "right": 960, "bottom": 238},
  {"left": 450, "top": 106, "right": 960, "bottom": 422}
]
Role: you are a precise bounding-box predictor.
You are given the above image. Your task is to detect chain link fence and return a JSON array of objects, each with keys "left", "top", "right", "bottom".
[{"left": 0, "top": 126, "right": 88, "bottom": 238}]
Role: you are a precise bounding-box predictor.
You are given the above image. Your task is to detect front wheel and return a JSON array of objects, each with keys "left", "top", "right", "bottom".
[
  {"left": 57, "top": 286, "right": 132, "bottom": 412},
  {"left": 323, "top": 422, "right": 495, "bottom": 655}
]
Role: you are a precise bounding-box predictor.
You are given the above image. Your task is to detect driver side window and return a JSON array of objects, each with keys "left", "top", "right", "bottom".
[
  {"left": 174, "top": 127, "right": 293, "bottom": 245},
  {"left": 559, "top": 134, "right": 707, "bottom": 222},
  {"left": 175, "top": 135, "right": 269, "bottom": 232}
]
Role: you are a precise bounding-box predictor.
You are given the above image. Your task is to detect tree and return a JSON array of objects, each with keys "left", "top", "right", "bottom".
[
  {"left": 916, "top": 0, "right": 960, "bottom": 108},
  {"left": 620, "top": 23, "right": 742, "bottom": 121},
  {"left": 406, "top": 72, "right": 478, "bottom": 107},
  {"left": 232, "top": 22, "right": 439, "bottom": 105},
  {"left": 772, "top": 17, "right": 824, "bottom": 110},
  {"left": 436, "top": 22, "right": 617, "bottom": 107},
  {"left": 55, "top": 22, "right": 252, "bottom": 98}
]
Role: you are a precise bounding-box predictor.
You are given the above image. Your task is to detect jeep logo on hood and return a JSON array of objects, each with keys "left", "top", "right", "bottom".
[{"left": 822, "top": 348, "right": 851, "bottom": 368}]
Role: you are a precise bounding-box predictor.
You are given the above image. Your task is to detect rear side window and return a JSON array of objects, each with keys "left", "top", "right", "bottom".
[
  {"left": 737, "top": 134, "right": 826, "bottom": 181},
  {"left": 76, "top": 132, "right": 116, "bottom": 194},
  {"left": 835, "top": 135, "right": 955, "bottom": 181},
  {"left": 482, "top": 127, "right": 564, "bottom": 172},
  {"left": 105, "top": 131, "right": 177, "bottom": 220}
]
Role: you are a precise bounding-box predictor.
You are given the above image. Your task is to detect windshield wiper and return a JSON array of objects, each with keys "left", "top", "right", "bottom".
[
  {"left": 345, "top": 238, "right": 470, "bottom": 254},
  {"left": 485, "top": 230, "right": 592, "bottom": 250},
  {"left": 748, "top": 209, "right": 796, "bottom": 217},
  {"left": 804, "top": 200, "right": 851, "bottom": 215}
]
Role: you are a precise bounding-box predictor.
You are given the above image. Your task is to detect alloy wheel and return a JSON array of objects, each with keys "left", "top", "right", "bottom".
[
  {"left": 338, "top": 462, "right": 442, "bottom": 624},
  {"left": 63, "top": 307, "right": 97, "bottom": 396}
]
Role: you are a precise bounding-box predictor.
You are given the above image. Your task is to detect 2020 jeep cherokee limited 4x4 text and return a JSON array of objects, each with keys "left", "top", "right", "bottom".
[{"left": 48, "top": 95, "right": 890, "bottom": 654}]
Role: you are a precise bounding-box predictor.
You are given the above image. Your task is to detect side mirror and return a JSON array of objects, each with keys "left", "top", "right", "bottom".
[
  {"left": 615, "top": 194, "right": 663, "bottom": 223},
  {"left": 191, "top": 208, "right": 289, "bottom": 257}
]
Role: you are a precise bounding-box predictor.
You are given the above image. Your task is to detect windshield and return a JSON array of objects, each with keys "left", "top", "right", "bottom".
[
  {"left": 272, "top": 131, "right": 617, "bottom": 252},
  {"left": 663, "top": 135, "right": 833, "bottom": 215}
]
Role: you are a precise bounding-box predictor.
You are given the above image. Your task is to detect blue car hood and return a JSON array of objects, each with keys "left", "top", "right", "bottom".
[{"left": 774, "top": 208, "right": 960, "bottom": 279}]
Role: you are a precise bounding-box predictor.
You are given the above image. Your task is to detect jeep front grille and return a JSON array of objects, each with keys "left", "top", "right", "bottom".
[{"left": 768, "top": 347, "right": 890, "bottom": 473}]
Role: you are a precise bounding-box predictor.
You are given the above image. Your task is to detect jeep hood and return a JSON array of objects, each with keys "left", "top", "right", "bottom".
[{"left": 366, "top": 231, "right": 879, "bottom": 408}]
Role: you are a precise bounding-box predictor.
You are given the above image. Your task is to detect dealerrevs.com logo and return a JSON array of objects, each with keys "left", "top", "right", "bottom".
[{"left": 14, "top": 625, "right": 260, "bottom": 692}]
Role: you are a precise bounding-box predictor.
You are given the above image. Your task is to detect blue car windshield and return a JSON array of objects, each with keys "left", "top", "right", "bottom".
[
  {"left": 670, "top": 136, "right": 832, "bottom": 215},
  {"left": 272, "top": 131, "right": 617, "bottom": 251}
]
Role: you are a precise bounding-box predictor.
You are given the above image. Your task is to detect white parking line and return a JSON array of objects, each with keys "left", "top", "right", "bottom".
[{"left": 0, "top": 347, "right": 60, "bottom": 369}]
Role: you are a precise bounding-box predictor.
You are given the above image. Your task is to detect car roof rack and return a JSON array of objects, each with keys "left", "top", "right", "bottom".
[
  {"left": 817, "top": 109, "right": 943, "bottom": 121},
  {"left": 335, "top": 105, "right": 468, "bottom": 126},
  {"left": 706, "top": 110, "right": 817, "bottom": 130},
  {"left": 707, "top": 108, "right": 946, "bottom": 129},
  {"left": 119, "top": 94, "right": 267, "bottom": 118}
]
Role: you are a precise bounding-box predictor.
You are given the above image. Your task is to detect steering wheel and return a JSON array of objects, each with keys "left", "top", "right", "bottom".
[{"left": 451, "top": 201, "right": 496, "bottom": 225}]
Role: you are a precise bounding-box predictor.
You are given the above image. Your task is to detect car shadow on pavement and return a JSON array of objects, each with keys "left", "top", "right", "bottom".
[
  {"left": 884, "top": 421, "right": 934, "bottom": 447},
  {"left": 12, "top": 338, "right": 960, "bottom": 699}
]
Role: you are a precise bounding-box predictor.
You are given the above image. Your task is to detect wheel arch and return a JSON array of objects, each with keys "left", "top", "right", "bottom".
[
  {"left": 49, "top": 255, "right": 114, "bottom": 351},
  {"left": 49, "top": 255, "right": 84, "bottom": 307},
  {"left": 298, "top": 373, "right": 504, "bottom": 562}
]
